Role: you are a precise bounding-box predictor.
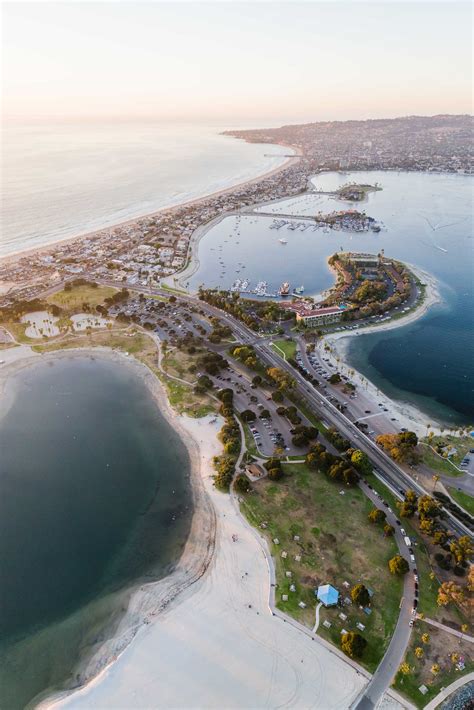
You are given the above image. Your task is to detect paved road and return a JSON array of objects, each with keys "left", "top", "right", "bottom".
[
  {"left": 353, "top": 482, "right": 416, "bottom": 709},
  {"left": 44, "top": 277, "right": 471, "bottom": 706},
  {"left": 66, "top": 275, "right": 473, "bottom": 540}
]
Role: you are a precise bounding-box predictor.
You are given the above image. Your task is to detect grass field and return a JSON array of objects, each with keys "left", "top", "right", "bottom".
[
  {"left": 447, "top": 488, "right": 474, "bottom": 516},
  {"left": 271, "top": 339, "right": 297, "bottom": 361},
  {"left": 422, "top": 434, "right": 474, "bottom": 468},
  {"left": 47, "top": 284, "right": 117, "bottom": 312},
  {"left": 420, "top": 444, "right": 463, "bottom": 477},
  {"left": 393, "top": 624, "right": 473, "bottom": 708},
  {"left": 240, "top": 463, "right": 403, "bottom": 672}
]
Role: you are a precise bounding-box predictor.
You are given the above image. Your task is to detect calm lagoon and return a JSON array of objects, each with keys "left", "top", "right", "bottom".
[{"left": 0, "top": 355, "right": 192, "bottom": 708}]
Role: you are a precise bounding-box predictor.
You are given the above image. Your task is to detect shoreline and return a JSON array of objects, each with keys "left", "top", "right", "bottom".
[
  {"left": 319, "top": 263, "right": 449, "bottom": 436},
  {"left": 0, "top": 345, "right": 218, "bottom": 709},
  {"left": 0, "top": 143, "right": 300, "bottom": 265}
]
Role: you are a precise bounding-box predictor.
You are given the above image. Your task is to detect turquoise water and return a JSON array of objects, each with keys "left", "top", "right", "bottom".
[
  {"left": 0, "top": 356, "right": 192, "bottom": 708},
  {"left": 189, "top": 171, "right": 473, "bottom": 424}
]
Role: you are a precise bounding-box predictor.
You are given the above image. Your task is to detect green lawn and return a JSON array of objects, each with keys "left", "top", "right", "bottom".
[
  {"left": 47, "top": 284, "right": 117, "bottom": 312},
  {"left": 423, "top": 434, "right": 473, "bottom": 467},
  {"left": 447, "top": 488, "right": 474, "bottom": 516},
  {"left": 271, "top": 339, "right": 297, "bottom": 361},
  {"left": 362, "top": 473, "right": 441, "bottom": 618},
  {"left": 420, "top": 444, "right": 463, "bottom": 477},
  {"left": 240, "top": 463, "right": 403, "bottom": 672}
]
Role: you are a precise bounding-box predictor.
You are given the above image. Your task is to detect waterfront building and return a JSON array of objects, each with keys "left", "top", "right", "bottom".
[{"left": 282, "top": 302, "right": 344, "bottom": 326}]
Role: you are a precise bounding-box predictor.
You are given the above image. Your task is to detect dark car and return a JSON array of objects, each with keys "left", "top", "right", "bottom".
[{"left": 364, "top": 410, "right": 371, "bottom": 414}]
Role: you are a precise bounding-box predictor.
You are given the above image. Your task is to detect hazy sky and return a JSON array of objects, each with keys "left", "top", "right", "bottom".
[{"left": 2, "top": 1, "right": 472, "bottom": 125}]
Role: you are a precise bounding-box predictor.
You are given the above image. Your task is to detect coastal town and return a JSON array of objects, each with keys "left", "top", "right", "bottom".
[{"left": 1, "top": 114, "right": 472, "bottom": 308}]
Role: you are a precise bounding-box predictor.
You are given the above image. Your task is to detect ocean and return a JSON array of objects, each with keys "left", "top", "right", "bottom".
[
  {"left": 1, "top": 121, "right": 287, "bottom": 256},
  {"left": 0, "top": 356, "right": 192, "bottom": 708}
]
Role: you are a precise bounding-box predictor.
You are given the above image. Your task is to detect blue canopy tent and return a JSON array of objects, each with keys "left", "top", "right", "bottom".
[{"left": 316, "top": 584, "right": 339, "bottom": 607}]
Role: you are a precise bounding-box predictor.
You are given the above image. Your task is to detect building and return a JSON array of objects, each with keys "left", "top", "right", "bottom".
[
  {"left": 316, "top": 584, "right": 339, "bottom": 607},
  {"left": 343, "top": 252, "right": 380, "bottom": 269},
  {"left": 282, "top": 301, "right": 344, "bottom": 327}
]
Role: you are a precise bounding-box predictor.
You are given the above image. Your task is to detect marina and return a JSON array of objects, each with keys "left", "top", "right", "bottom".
[{"left": 187, "top": 170, "right": 473, "bottom": 424}]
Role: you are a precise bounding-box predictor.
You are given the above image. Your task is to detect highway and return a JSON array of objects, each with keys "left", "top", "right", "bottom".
[{"left": 100, "top": 277, "right": 471, "bottom": 539}]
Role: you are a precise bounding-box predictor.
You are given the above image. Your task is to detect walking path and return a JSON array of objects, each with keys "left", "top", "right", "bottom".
[
  {"left": 424, "top": 672, "right": 474, "bottom": 710},
  {"left": 417, "top": 616, "right": 474, "bottom": 643},
  {"left": 313, "top": 601, "right": 322, "bottom": 633}
]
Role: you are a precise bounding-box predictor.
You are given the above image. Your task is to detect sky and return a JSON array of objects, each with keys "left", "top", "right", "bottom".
[{"left": 2, "top": 1, "right": 472, "bottom": 125}]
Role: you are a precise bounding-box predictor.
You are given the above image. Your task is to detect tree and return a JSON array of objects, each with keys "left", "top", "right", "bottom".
[
  {"left": 388, "top": 555, "right": 409, "bottom": 575},
  {"left": 341, "top": 632, "right": 367, "bottom": 659},
  {"left": 418, "top": 495, "right": 442, "bottom": 520},
  {"left": 266, "top": 367, "right": 295, "bottom": 393},
  {"left": 329, "top": 373, "right": 342, "bottom": 385},
  {"left": 350, "top": 449, "right": 372, "bottom": 476},
  {"left": 414, "top": 647, "right": 424, "bottom": 659},
  {"left": 234, "top": 474, "right": 250, "bottom": 493},
  {"left": 399, "top": 662, "right": 411, "bottom": 676},
  {"left": 368, "top": 508, "right": 386, "bottom": 524},
  {"left": 252, "top": 375, "right": 262, "bottom": 387},
  {"left": 267, "top": 467, "right": 283, "bottom": 481},
  {"left": 421, "top": 633, "right": 430, "bottom": 645},
  {"left": 384, "top": 524, "right": 395, "bottom": 537},
  {"left": 450, "top": 536, "right": 473, "bottom": 566},
  {"left": 437, "top": 581, "right": 464, "bottom": 607},
  {"left": 241, "top": 409, "right": 256, "bottom": 422},
  {"left": 431, "top": 664, "right": 440, "bottom": 676},
  {"left": 351, "top": 584, "right": 370, "bottom": 607}
]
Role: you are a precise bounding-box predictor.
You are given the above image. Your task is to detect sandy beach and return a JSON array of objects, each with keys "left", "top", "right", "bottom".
[
  {"left": 319, "top": 264, "right": 446, "bottom": 437},
  {"left": 0, "top": 144, "right": 300, "bottom": 266},
  {"left": 43, "top": 413, "right": 369, "bottom": 710},
  {"left": 0, "top": 343, "right": 366, "bottom": 709}
]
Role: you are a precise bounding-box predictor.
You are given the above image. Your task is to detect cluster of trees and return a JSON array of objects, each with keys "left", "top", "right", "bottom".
[
  {"left": 350, "top": 583, "right": 371, "bottom": 607},
  {"left": 64, "top": 277, "right": 97, "bottom": 290},
  {"left": 266, "top": 367, "right": 296, "bottom": 394},
  {"left": 348, "top": 449, "right": 373, "bottom": 476},
  {"left": 234, "top": 473, "right": 251, "bottom": 493},
  {"left": 208, "top": 317, "right": 232, "bottom": 344},
  {"left": 352, "top": 280, "right": 387, "bottom": 304},
  {"left": 434, "top": 491, "right": 474, "bottom": 530},
  {"left": 194, "top": 374, "right": 213, "bottom": 395},
  {"left": 277, "top": 405, "right": 301, "bottom": 426},
  {"left": 196, "top": 351, "right": 228, "bottom": 376},
  {"left": 305, "top": 442, "right": 359, "bottom": 486},
  {"left": 376, "top": 430, "right": 419, "bottom": 464},
  {"left": 388, "top": 554, "right": 409, "bottom": 575},
  {"left": 213, "top": 388, "right": 241, "bottom": 490},
  {"left": 104, "top": 287, "right": 130, "bottom": 307},
  {"left": 325, "top": 427, "right": 351, "bottom": 452},
  {"left": 367, "top": 507, "right": 394, "bottom": 536},
  {"left": 198, "top": 289, "right": 260, "bottom": 330},
  {"left": 291, "top": 424, "right": 319, "bottom": 448},
  {"left": 341, "top": 631, "right": 367, "bottom": 659},
  {"left": 0, "top": 297, "right": 60, "bottom": 322},
  {"left": 263, "top": 457, "right": 284, "bottom": 481},
  {"left": 229, "top": 344, "right": 260, "bottom": 371}
]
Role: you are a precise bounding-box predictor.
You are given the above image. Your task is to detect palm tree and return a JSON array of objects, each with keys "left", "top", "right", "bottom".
[{"left": 432, "top": 474, "right": 440, "bottom": 492}]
